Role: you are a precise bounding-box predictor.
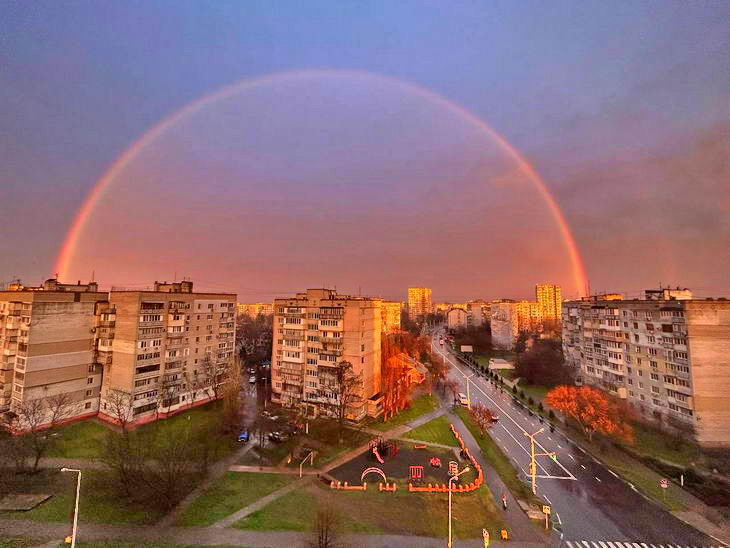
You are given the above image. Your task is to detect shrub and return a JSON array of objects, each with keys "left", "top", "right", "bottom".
[
  {"left": 548, "top": 410, "right": 555, "bottom": 420},
  {"left": 528, "top": 396, "right": 534, "bottom": 406},
  {"left": 512, "top": 386, "right": 517, "bottom": 394}
]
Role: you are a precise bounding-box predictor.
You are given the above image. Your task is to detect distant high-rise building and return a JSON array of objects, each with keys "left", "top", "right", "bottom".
[
  {"left": 271, "top": 289, "right": 382, "bottom": 420},
  {"left": 236, "top": 302, "right": 274, "bottom": 318},
  {"left": 536, "top": 283, "right": 562, "bottom": 321},
  {"left": 408, "top": 287, "right": 433, "bottom": 320},
  {"left": 447, "top": 308, "right": 468, "bottom": 330},
  {"left": 562, "top": 288, "right": 730, "bottom": 448},
  {"left": 467, "top": 300, "right": 489, "bottom": 327}
]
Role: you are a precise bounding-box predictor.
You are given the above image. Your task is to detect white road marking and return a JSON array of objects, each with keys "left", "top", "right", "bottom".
[
  {"left": 566, "top": 542, "right": 574, "bottom": 548},
  {"left": 437, "top": 347, "right": 576, "bottom": 479},
  {"left": 609, "top": 470, "right": 619, "bottom": 478},
  {"left": 582, "top": 542, "right": 592, "bottom": 548},
  {"left": 569, "top": 454, "right": 575, "bottom": 461},
  {"left": 544, "top": 495, "right": 552, "bottom": 504},
  {"left": 599, "top": 542, "right": 609, "bottom": 548},
  {"left": 595, "top": 476, "right": 602, "bottom": 482},
  {"left": 607, "top": 542, "right": 617, "bottom": 548},
  {"left": 558, "top": 444, "right": 563, "bottom": 449},
  {"left": 548, "top": 436, "right": 553, "bottom": 440},
  {"left": 581, "top": 464, "right": 587, "bottom": 469},
  {"left": 555, "top": 511, "right": 562, "bottom": 524}
]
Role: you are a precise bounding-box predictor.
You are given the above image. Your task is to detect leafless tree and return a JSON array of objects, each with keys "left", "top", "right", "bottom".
[
  {"left": 470, "top": 402, "right": 496, "bottom": 436},
  {"left": 220, "top": 358, "right": 243, "bottom": 434},
  {"left": 321, "top": 360, "right": 363, "bottom": 443},
  {"left": 105, "top": 389, "right": 135, "bottom": 435},
  {"left": 308, "top": 498, "right": 346, "bottom": 548},
  {"left": 10, "top": 393, "right": 73, "bottom": 472},
  {"left": 200, "top": 354, "right": 228, "bottom": 403},
  {"left": 100, "top": 389, "right": 142, "bottom": 497}
]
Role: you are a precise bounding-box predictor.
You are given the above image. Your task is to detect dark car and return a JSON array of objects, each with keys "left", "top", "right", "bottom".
[{"left": 268, "top": 431, "right": 288, "bottom": 443}]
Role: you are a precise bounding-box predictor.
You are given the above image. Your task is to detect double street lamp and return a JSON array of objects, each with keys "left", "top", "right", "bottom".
[
  {"left": 60, "top": 467, "right": 81, "bottom": 548},
  {"left": 447, "top": 466, "right": 470, "bottom": 548}
]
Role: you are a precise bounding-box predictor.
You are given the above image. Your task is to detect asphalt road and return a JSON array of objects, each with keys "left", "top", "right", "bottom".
[{"left": 431, "top": 331, "right": 722, "bottom": 548}]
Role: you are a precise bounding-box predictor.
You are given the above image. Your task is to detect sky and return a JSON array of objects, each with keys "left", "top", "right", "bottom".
[{"left": 2, "top": 1, "right": 729, "bottom": 302}]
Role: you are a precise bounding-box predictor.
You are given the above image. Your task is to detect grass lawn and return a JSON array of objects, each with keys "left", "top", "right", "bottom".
[
  {"left": 453, "top": 407, "right": 541, "bottom": 506},
  {"left": 494, "top": 369, "right": 517, "bottom": 381},
  {"left": 49, "top": 402, "right": 237, "bottom": 461},
  {"left": 369, "top": 395, "right": 439, "bottom": 431},
  {"left": 53, "top": 542, "right": 247, "bottom": 548},
  {"left": 628, "top": 422, "right": 702, "bottom": 468},
  {"left": 0, "top": 538, "right": 44, "bottom": 548},
  {"left": 235, "top": 479, "right": 506, "bottom": 540},
  {"left": 519, "top": 384, "right": 550, "bottom": 406},
  {"left": 292, "top": 420, "right": 371, "bottom": 467},
  {"left": 1, "top": 469, "right": 162, "bottom": 525},
  {"left": 176, "top": 472, "right": 295, "bottom": 527},
  {"left": 403, "top": 415, "right": 459, "bottom": 447}
]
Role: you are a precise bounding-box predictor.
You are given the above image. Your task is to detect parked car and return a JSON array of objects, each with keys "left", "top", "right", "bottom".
[
  {"left": 237, "top": 430, "right": 250, "bottom": 443},
  {"left": 458, "top": 392, "right": 469, "bottom": 406},
  {"left": 268, "top": 431, "right": 289, "bottom": 443},
  {"left": 490, "top": 415, "right": 499, "bottom": 423},
  {"left": 249, "top": 375, "right": 256, "bottom": 384}
]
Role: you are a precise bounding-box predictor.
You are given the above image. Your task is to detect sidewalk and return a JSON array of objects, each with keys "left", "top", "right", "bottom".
[
  {"left": 447, "top": 410, "right": 544, "bottom": 544},
  {"left": 0, "top": 518, "right": 547, "bottom": 548}
]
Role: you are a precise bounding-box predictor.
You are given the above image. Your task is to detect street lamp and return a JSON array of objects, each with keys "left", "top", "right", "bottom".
[
  {"left": 448, "top": 466, "right": 470, "bottom": 548},
  {"left": 463, "top": 372, "right": 475, "bottom": 410},
  {"left": 60, "top": 467, "right": 81, "bottom": 548},
  {"left": 522, "top": 428, "right": 555, "bottom": 495}
]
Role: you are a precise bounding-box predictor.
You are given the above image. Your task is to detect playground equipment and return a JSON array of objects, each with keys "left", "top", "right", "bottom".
[
  {"left": 369, "top": 438, "right": 399, "bottom": 463},
  {"left": 361, "top": 467, "right": 387, "bottom": 483},
  {"left": 429, "top": 457, "right": 442, "bottom": 468}
]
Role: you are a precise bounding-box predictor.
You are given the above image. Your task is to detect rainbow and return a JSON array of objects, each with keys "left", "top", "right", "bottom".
[{"left": 54, "top": 69, "right": 588, "bottom": 296}]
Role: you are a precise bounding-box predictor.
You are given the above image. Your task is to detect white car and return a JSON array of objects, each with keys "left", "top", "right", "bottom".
[
  {"left": 458, "top": 393, "right": 469, "bottom": 406},
  {"left": 249, "top": 375, "right": 256, "bottom": 384}
]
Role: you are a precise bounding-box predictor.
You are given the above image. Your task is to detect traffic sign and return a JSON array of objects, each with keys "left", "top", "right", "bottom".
[
  {"left": 660, "top": 479, "right": 668, "bottom": 489},
  {"left": 542, "top": 505, "right": 551, "bottom": 515},
  {"left": 482, "top": 528, "right": 490, "bottom": 547}
]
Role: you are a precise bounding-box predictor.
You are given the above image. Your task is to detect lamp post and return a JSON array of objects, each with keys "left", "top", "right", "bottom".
[
  {"left": 60, "top": 467, "right": 81, "bottom": 548},
  {"left": 464, "top": 372, "right": 475, "bottom": 410},
  {"left": 448, "top": 466, "right": 470, "bottom": 548}
]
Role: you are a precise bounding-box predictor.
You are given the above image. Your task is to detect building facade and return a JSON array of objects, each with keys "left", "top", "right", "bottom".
[
  {"left": 236, "top": 302, "right": 274, "bottom": 318},
  {"left": 407, "top": 287, "right": 433, "bottom": 320},
  {"left": 562, "top": 289, "right": 730, "bottom": 447},
  {"left": 99, "top": 281, "right": 236, "bottom": 426},
  {"left": 536, "top": 284, "right": 562, "bottom": 321},
  {"left": 447, "top": 308, "right": 468, "bottom": 330},
  {"left": 379, "top": 300, "right": 402, "bottom": 333},
  {"left": 0, "top": 280, "right": 106, "bottom": 426},
  {"left": 467, "top": 300, "right": 489, "bottom": 327},
  {"left": 271, "top": 289, "right": 382, "bottom": 420}
]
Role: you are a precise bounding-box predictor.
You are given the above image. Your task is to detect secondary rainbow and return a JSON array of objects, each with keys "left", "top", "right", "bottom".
[{"left": 54, "top": 69, "right": 588, "bottom": 296}]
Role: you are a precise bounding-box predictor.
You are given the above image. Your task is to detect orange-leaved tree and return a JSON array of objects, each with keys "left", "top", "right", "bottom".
[{"left": 546, "top": 385, "right": 633, "bottom": 444}]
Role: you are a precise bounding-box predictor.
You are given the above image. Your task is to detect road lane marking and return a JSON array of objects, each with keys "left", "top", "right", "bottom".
[
  {"left": 595, "top": 476, "right": 602, "bottom": 482},
  {"left": 609, "top": 470, "right": 619, "bottom": 478},
  {"left": 566, "top": 542, "right": 574, "bottom": 548},
  {"left": 544, "top": 495, "right": 552, "bottom": 504},
  {"left": 558, "top": 444, "right": 563, "bottom": 449},
  {"left": 582, "top": 542, "right": 592, "bottom": 548},
  {"left": 581, "top": 464, "right": 587, "bottom": 469},
  {"left": 607, "top": 543, "right": 617, "bottom": 548},
  {"left": 555, "top": 511, "right": 562, "bottom": 524},
  {"left": 437, "top": 348, "right": 575, "bottom": 479},
  {"left": 568, "top": 454, "right": 575, "bottom": 460},
  {"left": 599, "top": 542, "right": 609, "bottom": 548}
]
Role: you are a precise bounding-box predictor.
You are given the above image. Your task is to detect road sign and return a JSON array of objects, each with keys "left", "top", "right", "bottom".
[
  {"left": 660, "top": 479, "right": 668, "bottom": 489},
  {"left": 542, "top": 505, "right": 551, "bottom": 515},
  {"left": 482, "top": 528, "right": 490, "bottom": 547}
]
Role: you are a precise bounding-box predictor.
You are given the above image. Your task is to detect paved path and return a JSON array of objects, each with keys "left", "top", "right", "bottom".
[
  {"left": 447, "top": 409, "right": 545, "bottom": 544},
  {"left": 211, "top": 476, "right": 313, "bottom": 528},
  {"left": 157, "top": 440, "right": 256, "bottom": 527},
  {"left": 0, "top": 518, "right": 546, "bottom": 547}
]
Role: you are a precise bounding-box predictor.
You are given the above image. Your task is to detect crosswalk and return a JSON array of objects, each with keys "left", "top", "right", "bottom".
[{"left": 566, "top": 541, "right": 724, "bottom": 548}]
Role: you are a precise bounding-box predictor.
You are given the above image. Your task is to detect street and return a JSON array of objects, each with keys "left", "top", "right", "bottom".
[{"left": 432, "top": 333, "right": 722, "bottom": 548}]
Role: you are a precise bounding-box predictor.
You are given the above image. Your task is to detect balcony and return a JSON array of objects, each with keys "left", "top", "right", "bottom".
[
  {"left": 319, "top": 311, "right": 344, "bottom": 320},
  {"left": 169, "top": 302, "right": 190, "bottom": 310}
]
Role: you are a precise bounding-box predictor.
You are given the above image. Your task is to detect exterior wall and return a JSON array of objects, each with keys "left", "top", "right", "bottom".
[
  {"left": 380, "top": 301, "right": 402, "bottom": 333},
  {"left": 236, "top": 302, "right": 274, "bottom": 318},
  {"left": 447, "top": 308, "right": 468, "bottom": 330},
  {"left": 491, "top": 303, "right": 518, "bottom": 350},
  {"left": 562, "top": 295, "right": 730, "bottom": 447},
  {"left": 467, "top": 301, "right": 489, "bottom": 327},
  {"left": 271, "top": 289, "right": 382, "bottom": 420},
  {"left": 407, "top": 287, "right": 433, "bottom": 320},
  {"left": 536, "top": 284, "right": 562, "bottom": 321}
]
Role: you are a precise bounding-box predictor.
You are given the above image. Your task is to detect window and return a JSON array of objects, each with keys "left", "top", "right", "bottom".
[
  {"left": 651, "top": 386, "right": 660, "bottom": 394},
  {"left": 86, "top": 389, "right": 92, "bottom": 397},
  {"left": 85, "top": 402, "right": 92, "bottom": 409},
  {"left": 87, "top": 377, "right": 94, "bottom": 384},
  {"left": 650, "top": 373, "right": 659, "bottom": 381}
]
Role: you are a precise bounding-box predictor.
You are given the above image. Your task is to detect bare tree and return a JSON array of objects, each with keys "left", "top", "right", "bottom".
[
  {"left": 308, "top": 498, "right": 346, "bottom": 548},
  {"left": 105, "top": 389, "right": 135, "bottom": 434},
  {"left": 100, "top": 389, "right": 142, "bottom": 497},
  {"left": 200, "top": 354, "right": 228, "bottom": 403},
  {"left": 319, "top": 360, "right": 363, "bottom": 443},
  {"left": 220, "top": 358, "right": 243, "bottom": 434},
  {"left": 11, "top": 393, "right": 73, "bottom": 472}
]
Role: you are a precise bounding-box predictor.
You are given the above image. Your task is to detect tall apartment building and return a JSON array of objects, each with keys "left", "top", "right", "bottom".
[
  {"left": 407, "top": 287, "right": 433, "bottom": 320},
  {"left": 562, "top": 289, "right": 730, "bottom": 447},
  {"left": 379, "top": 300, "right": 402, "bottom": 333},
  {"left": 236, "top": 302, "right": 274, "bottom": 318},
  {"left": 0, "top": 279, "right": 107, "bottom": 426},
  {"left": 536, "top": 283, "right": 562, "bottom": 321},
  {"left": 447, "top": 308, "right": 468, "bottom": 330},
  {"left": 467, "top": 300, "right": 489, "bottom": 327},
  {"left": 490, "top": 300, "right": 541, "bottom": 349},
  {"left": 271, "top": 289, "right": 382, "bottom": 420},
  {"left": 99, "top": 281, "right": 236, "bottom": 426}
]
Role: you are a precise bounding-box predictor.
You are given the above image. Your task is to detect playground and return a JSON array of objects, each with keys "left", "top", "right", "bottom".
[{"left": 328, "top": 439, "right": 478, "bottom": 487}]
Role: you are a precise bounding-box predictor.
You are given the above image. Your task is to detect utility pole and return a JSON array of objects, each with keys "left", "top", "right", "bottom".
[
  {"left": 61, "top": 468, "right": 82, "bottom": 548},
  {"left": 523, "top": 428, "right": 556, "bottom": 495}
]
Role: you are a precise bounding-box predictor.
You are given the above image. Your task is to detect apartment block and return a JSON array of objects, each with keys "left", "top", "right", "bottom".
[
  {"left": 447, "top": 308, "right": 468, "bottom": 330},
  {"left": 99, "top": 281, "right": 236, "bottom": 425},
  {"left": 562, "top": 289, "right": 730, "bottom": 447},
  {"left": 271, "top": 289, "right": 382, "bottom": 420},
  {"left": 236, "top": 302, "right": 274, "bottom": 318},
  {"left": 490, "top": 300, "right": 542, "bottom": 349},
  {"left": 407, "top": 287, "right": 433, "bottom": 320},
  {"left": 379, "top": 300, "right": 402, "bottom": 333},
  {"left": 0, "top": 280, "right": 107, "bottom": 426},
  {"left": 536, "top": 283, "right": 562, "bottom": 321},
  {"left": 467, "top": 300, "right": 489, "bottom": 327}
]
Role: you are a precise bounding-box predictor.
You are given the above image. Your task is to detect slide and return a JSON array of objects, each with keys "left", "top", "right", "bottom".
[{"left": 372, "top": 447, "right": 384, "bottom": 464}]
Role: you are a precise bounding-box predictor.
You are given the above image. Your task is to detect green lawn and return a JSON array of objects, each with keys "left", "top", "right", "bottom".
[
  {"left": 54, "top": 542, "right": 247, "bottom": 548},
  {"left": 494, "top": 369, "right": 517, "bottom": 381},
  {"left": 453, "top": 407, "right": 540, "bottom": 506},
  {"left": 403, "top": 415, "right": 459, "bottom": 447},
  {"left": 0, "top": 538, "right": 42, "bottom": 548},
  {"left": 628, "top": 422, "right": 702, "bottom": 468},
  {"left": 176, "top": 472, "right": 295, "bottom": 527},
  {"left": 49, "top": 402, "right": 237, "bottom": 461},
  {"left": 2, "top": 469, "right": 162, "bottom": 525},
  {"left": 287, "top": 420, "right": 371, "bottom": 467},
  {"left": 369, "top": 395, "right": 439, "bottom": 431},
  {"left": 519, "top": 384, "right": 550, "bottom": 406},
  {"left": 235, "top": 479, "right": 506, "bottom": 540}
]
